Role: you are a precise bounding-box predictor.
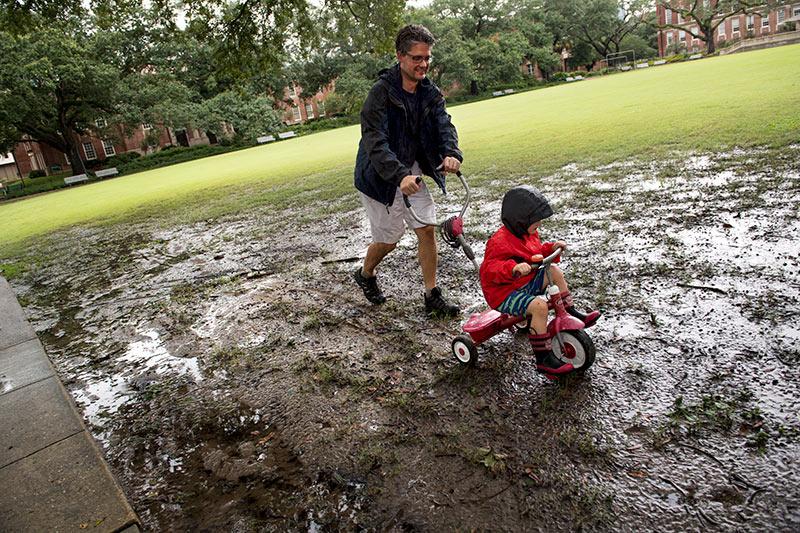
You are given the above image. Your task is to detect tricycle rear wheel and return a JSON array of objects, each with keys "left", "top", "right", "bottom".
[{"left": 451, "top": 334, "right": 478, "bottom": 366}]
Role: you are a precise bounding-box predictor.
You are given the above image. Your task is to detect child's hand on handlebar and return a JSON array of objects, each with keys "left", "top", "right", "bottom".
[
  {"left": 400, "top": 175, "right": 421, "bottom": 195},
  {"left": 529, "top": 254, "right": 544, "bottom": 264},
  {"left": 553, "top": 241, "right": 567, "bottom": 251},
  {"left": 512, "top": 263, "right": 533, "bottom": 277}
]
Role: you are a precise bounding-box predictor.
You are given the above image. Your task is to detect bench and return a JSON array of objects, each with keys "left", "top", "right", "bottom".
[
  {"left": 95, "top": 167, "right": 118, "bottom": 178},
  {"left": 64, "top": 174, "right": 89, "bottom": 186},
  {"left": 620, "top": 65, "right": 632, "bottom": 71},
  {"left": 565, "top": 76, "right": 575, "bottom": 82},
  {"left": 636, "top": 62, "right": 649, "bottom": 68},
  {"left": 574, "top": 75, "right": 584, "bottom": 80},
  {"left": 689, "top": 53, "right": 702, "bottom": 60},
  {"left": 503, "top": 88, "right": 515, "bottom": 94},
  {"left": 278, "top": 131, "right": 296, "bottom": 140},
  {"left": 491, "top": 90, "right": 504, "bottom": 97},
  {"left": 653, "top": 59, "right": 667, "bottom": 66},
  {"left": 256, "top": 135, "right": 275, "bottom": 144}
]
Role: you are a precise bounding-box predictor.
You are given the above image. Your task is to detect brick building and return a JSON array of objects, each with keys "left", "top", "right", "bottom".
[
  {"left": 8, "top": 121, "right": 220, "bottom": 179},
  {"left": 656, "top": 2, "right": 800, "bottom": 56},
  {"left": 278, "top": 82, "right": 333, "bottom": 125}
]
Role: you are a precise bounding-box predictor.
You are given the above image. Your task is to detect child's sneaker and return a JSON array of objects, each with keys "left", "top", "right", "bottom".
[
  {"left": 353, "top": 267, "right": 386, "bottom": 304},
  {"left": 424, "top": 287, "right": 460, "bottom": 317}
]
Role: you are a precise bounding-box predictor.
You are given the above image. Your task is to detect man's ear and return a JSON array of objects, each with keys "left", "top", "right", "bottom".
[{"left": 396, "top": 51, "right": 403, "bottom": 61}]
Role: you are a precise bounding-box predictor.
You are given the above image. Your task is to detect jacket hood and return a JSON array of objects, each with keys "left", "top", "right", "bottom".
[{"left": 501, "top": 186, "right": 553, "bottom": 238}]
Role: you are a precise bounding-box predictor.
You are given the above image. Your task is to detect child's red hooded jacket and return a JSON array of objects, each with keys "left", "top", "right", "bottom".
[{"left": 479, "top": 226, "right": 559, "bottom": 309}]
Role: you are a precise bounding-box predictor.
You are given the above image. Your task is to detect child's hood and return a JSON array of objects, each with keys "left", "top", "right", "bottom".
[{"left": 500, "top": 186, "right": 553, "bottom": 238}]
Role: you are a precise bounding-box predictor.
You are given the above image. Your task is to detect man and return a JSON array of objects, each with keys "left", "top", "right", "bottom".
[{"left": 353, "top": 24, "right": 463, "bottom": 317}]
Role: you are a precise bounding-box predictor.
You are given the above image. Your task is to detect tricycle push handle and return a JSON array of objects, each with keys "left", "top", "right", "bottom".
[{"left": 402, "top": 170, "right": 470, "bottom": 227}]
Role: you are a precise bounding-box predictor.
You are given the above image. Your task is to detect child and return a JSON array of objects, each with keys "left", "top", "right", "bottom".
[{"left": 479, "top": 186, "right": 600, "bottom": 376}]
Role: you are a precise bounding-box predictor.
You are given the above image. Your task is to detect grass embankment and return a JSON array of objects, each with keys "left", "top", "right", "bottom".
[{"left": 2, "top": 44, "right": 799, "bottom": 256}]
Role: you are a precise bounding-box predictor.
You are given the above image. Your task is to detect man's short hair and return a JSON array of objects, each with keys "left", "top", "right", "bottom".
[{"left": 395, "top": 24, "right": 435, "bottom": 54}]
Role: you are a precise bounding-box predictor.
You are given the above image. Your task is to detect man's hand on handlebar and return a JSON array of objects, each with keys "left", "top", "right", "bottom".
[
  {"left": 400, "top": 175, "right": 421, "bottom": 195},
  {"left": 441, "top": 156, "right": 461, "bottom": 174}
]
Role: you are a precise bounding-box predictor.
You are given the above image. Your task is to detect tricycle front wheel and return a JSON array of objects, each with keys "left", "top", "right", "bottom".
[{"left": 552, "top": 330, "right": 595, "bottom": 372}]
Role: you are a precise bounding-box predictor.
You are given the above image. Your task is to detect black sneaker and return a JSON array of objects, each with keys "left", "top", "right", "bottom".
[
  {"left": 353, "top": 267, "right": 386, "bottom": 304},
  {"left": 424, "top": 287, "right": 460, "bottom": 317}
]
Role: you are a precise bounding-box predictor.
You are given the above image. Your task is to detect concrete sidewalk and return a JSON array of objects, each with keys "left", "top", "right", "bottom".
[{"left": 0, "top": 276, "right": 140, "bottom": 532}]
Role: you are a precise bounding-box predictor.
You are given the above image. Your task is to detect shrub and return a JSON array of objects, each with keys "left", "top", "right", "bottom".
[
  {"left": 289, "top": 115, "right": 360, "bottom": 136},
  {"left": 104, "top": 151, "right": 141, "bottom": 167},
  {"left": 115, "top": 144, "right": 240, "bottom": 175},
  {"left": 28, "top": 170, "right": 46, "bottom": 179}
]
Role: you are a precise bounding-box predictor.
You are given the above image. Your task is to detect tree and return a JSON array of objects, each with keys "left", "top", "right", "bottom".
[
  {"left": 572, "top": 0, "right": 649, "bottom": 59},
  {"left": 0, "top": 28, "right": 121, "bottom": 174},
  {"left": 657, "top": 1, "right": 775, "bottom": 54},
  {"left": 196, "top": 91, "right": 283, "bottom": 142}
]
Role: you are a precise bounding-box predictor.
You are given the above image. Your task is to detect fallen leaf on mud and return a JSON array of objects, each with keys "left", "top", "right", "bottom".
[
  {"left": 628, "top": 470, "right": 649, "bottom": 479},
  {"left": 258, "top": 432, "right": 275, "bottom": 445},
  {"left": 523, "top": 467, "right": 540, "bottom": 483}
]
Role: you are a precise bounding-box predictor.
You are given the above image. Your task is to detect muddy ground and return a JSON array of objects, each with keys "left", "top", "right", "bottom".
[{"left": 7, "top": 145, "right": 800, "bottom": 531}]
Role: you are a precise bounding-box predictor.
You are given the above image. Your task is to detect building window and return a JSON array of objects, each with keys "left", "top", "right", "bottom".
[
  {"left": 291, "top": 106, "right": 301, "bottom": 122},
  {"left": 762, "top": 15, "right": 770, "bottom": 29},
  {"left": 95, "top": 118, "right": 107, "bottom": 128},
  {"left": 527, "top": 63, "right": 534, "bottom": 75},
  {"left": 664, "top": 8, "right": 672, "bottom": 24},
  {"left": 778, "top": 9, "right": 785, "bottom": 23},
  {"left": 677, "top": 13, "right": 682, "bottom": 24},
  {"left": 102, "top": 140, "right": 116, "bottom": 157},
  {"left": 317, "top": 100, "right": 326, "bottom": 117},
  {"left": 142, "top": 123, "right": 152, "bottom": 130},
  {"left": 83, "top": 142, "right": 97, "bottom": 160},
  {"left": 679, "top": 30, "right": 686, "bottom": 43},
  {"left": 747, "top": 15, "right": 754, "bottom": 30},
  {"left": 305, "top": 102, "right": 314, "bottom": 120},
  {"left": 288, "top": 86, "right": 297, "bottom": 98},
  {"left": 732, "top": 18, "right": 740, "bottom": 34},
  {"left": 794, "top": 6, "right": 800, "bottom": 18},
  {"left": 718, "top": 23, "right": 726, "bottom": 37},
  {"left": 667, "top": 32, "right": 674, "bottom": 46}
]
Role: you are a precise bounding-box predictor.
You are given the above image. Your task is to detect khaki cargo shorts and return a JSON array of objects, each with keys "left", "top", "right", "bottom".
[{"left": 360, "top": 169, "right": 436, "bottom": 244}]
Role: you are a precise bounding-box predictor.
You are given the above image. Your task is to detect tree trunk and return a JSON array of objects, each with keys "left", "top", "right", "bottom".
[
  {"left": 470, "top": 80, "right": 479, "bottom": 95},
  {"left": 65, "top": 138, "right": 86, "bottom": 175},
  {"left": 705, "top": 29, "right": 716, "bottom": 54}
]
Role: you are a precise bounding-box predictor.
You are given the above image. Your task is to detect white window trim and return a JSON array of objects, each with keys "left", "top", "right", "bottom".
[
  {"left": 83, "top": 141, "right": 97, "bottom": 160},
  {"left": 95, "top": 118, "right": 107, "bottom": 128},
  {"left": 317, "top": 100, "right": 326, "bottom": 117},
  {"left": 747, "top": 15, "right": 754, "bottom": 30},
  {"left": 291, "top": 105, "right": 301, "bottom": 122},
  {"left": 142, "top": 123, "right": 152, "bottom": 130},
  {"left": 794, "top": 6, "right": 800, "bottom": 18},
  {"left": 102, "top": 140, "right": 116, "bottom": 157},
  {"left": 305, "top": 102, "right": 314, "bottom": 119},
  {"left": 762, "top": 16, "right": 770, "bottom": 28},
  {"left": 679, "top": 30, "right": 686, "bottom": 42},
  {"left": 778, "top": 10, "right": 785, "bottom": 22}
]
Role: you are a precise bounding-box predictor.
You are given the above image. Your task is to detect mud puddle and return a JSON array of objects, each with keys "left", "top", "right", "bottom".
[{"left": 7, "top": 145, "right": 800, "bottom": 531}]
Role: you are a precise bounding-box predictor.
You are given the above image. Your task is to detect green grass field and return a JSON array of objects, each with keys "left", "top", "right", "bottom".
[{"left": 2, "top": 44, "right": 799, "bottom": 254}]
